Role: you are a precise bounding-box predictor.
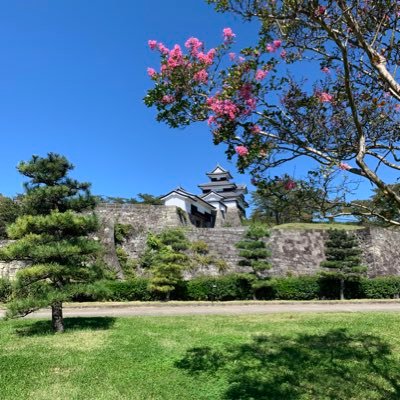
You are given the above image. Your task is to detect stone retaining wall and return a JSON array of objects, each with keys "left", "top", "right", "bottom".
[{"left": 2, "top": 204, "right": 400, "bottom": 279}]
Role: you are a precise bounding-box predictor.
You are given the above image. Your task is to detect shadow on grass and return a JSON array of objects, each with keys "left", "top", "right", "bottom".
[
  {"left": 15, "top": 317, "right": 116, "bottom": 337},
  {"left": 176, "top": 328, "right": 400, "bottom": 400}
]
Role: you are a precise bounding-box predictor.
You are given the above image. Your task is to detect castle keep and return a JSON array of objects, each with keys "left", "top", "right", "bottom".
[{"left": 160, "top": 165, "right": 247, "bottom": 227}]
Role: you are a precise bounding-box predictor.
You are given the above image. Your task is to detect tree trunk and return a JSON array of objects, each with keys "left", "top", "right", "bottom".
[
  {"left": 340, "top": 279, "right": 345, "bottom": 301},
  {"left": 52, "top": 302, "right": 64, "bottom": 333}
]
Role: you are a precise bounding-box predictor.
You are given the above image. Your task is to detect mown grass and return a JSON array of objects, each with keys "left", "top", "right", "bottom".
[
  {"left": 272, "top": 222, "right": 363, "bottom": 230},
  {"left": 2, "top": 313, "right": 400, "bottom": 399}
]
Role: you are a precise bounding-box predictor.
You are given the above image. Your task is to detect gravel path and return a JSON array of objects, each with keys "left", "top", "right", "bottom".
[{"left": 2, "top": 302, "right": 400, "bottom": 319}]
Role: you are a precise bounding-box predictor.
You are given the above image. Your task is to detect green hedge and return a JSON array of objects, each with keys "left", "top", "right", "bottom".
[
  {"left": 5, "top": 275, "right": 400, "bottom": 303},
  {"left": 360, "top": 277, "right": 400, "bottom": 299},
  {"left": 186, "top": 274, "right": 252, "bottom": 301},
  {"left": 271, "top": 276, "right": 320, "bottom": 300}
]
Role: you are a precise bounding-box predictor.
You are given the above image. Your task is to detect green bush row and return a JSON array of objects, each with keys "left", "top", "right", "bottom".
[{"left": 2, "top": 275, "right": 400, "bottom": 303}]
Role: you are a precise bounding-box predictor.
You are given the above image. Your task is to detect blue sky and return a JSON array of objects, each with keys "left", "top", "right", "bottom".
[
  {"left": 0, "top": 0, "right": 261, "bottom": 199},
  {"left": 0, "top": 0, "right": 389, "bottom": 204}
]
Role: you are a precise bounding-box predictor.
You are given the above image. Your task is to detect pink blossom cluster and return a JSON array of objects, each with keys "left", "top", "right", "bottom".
[
  {"left": 207, "top": 96, "right": 239, "bottom": 120},
  {"left": 197, "top": 48, "right": 216, "bottom": 65},
  {"left": 223, "top": 28, "right": 235, "bottom": 42},
  {"left": 255, "top": 69, "right": 268, "bottom": 81},
  {"left": 185, "top": 37, "right": 203, "bottom": 56},
  {"left": 321, "top": 67, "right": 330, "bottom": 74},
  {"left": 266, "top": 40, "right": 282, "bottom": 53},
  {"left": 251, "top": 124, "right": 261, "bottom": 133},
  {"left": 235, "top": 145, "right": 249, "bottom": 157},
  {"left": 167, "top": 44, "right": 184, "bottom": 68},
  {"left": 284, "top": 179, "right": 297, "bottom": 190},
  {"left": 339, "top": 162, "right": 352, "bottom": 171},
  {"left": 147, "top": 67, "right": 156, "bottom": 78},
  {"left": 161, "top": 95, "right": 175, "bottom": 104},
  {"left": 316, "top": 91, "right": 334, "bottom": 103},
  {"left": 193, "top": 69, "right": 208, "bottom": 83},
  {"left": 315, "top": 5, "right": 327, "bottom": 16}
]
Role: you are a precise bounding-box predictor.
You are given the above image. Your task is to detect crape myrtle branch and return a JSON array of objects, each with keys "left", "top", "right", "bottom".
[{"left": 145, "top": 0, "right": 400, "bottom": 224}]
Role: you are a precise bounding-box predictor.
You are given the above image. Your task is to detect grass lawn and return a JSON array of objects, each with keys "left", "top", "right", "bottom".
[
  {"left": 1, "top": 313, "right": 400, "bottom": 399},
  {"left": 272, "top": 222, "right": 363, "bottom": 230}
]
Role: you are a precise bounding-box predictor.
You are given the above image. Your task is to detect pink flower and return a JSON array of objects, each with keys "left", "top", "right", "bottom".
[
  {"left": 207, "top": 116, "right": 217, "bottom": 126},
  {"left": 266, "top": 44, "right": 275, "bottom": 53},
  {"left": 229, "top": 52, "right": 236, "bottom": 61},
  {"left": 207, "top": 97, "right": 239, "bottom": 120},
  {"left": 255, "top": 69, "right": 268, "bottom": 81},
  {"left": 223, "top": 27, "right": 235, "bottom": 41},
  {"left": 235, "top": 146, "right": 249, "bottom": 157},
  {"left": 321, "top": 67, "right": 330, "bottom": 74},
  {"left": 207, "top": 48, "right": 216, "bottom": 62},
  {"left": 280, "top": 50, "right": 287, "bottom": 59},
  {"left": 197, "top": 52, "right": 214, "bottom": 65},
  {"left": 316, "top": 91, "right": 334, "bottom": 103},
  {"left": 239, "top": 83, "right": 253, "bottom": 100},
  {"left": 266, "top": 40, "right": 283, "bottom": 53},
  {"left": 339, "top": 162, "right": 352, "bottom": 171},
  {"left": 158, "top": 43, "right": 169, "bottom": 55},
  {"left": 395, "top": 104, "right": 400, "bottom": 112},
  {"left": 284, "top": 180, "right": 297, "bottom": 190},
  {"left": 161, "top": 95, "right": 175, "bottom": 104},
  {"left": 246, "top": 97, "right": 257, "bottom": 110},
  {"left": 315, "top": 5, "right": 327, "bottom": 16},
  {"left": 273, "top": 40, "right": 282, "bottom": 49},
  {"left": 251, "top": 125, "right": 261, "bottom": 133},
  {"left": 185, "top": 37, "right": 203, "bottom": 55},
  {"left": 193, "top": 69, "right": 208, "bottom": 83},
  {"left": 238, "top": 56, "right": 245, "bottom": 63},
  {"left": 148, "top": 40, "right": 157, "bottom": 50},
  {"left": 147, "top": 67, "right": 156, "bottom": 77}
]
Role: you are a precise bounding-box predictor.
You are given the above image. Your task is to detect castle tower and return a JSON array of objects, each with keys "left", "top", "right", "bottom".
[{"left": 198, "top": 165, "right": 248, "bottom": 226}]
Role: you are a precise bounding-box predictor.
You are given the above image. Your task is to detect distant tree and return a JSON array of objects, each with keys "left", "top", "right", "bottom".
[
  {"left": 320, "top": 229, "right": 366, "bottom": 300},
  {"left": 98, "top": 193, "right": 162, "bottom": 205},
  {"left": 235, "top": 224, "right": 271, "bottom": 298},
  {"left": 142, "top": 228, "right": 190, "bottom": 300},
  {"left": 0, "top": 153, "right": 103, "bottom": 332},
  {"left": 137, "top": 193, "right": 163, "bottom": 205},
  {"left": 0, "top": 196, "right": 21, "bottom": 239}
]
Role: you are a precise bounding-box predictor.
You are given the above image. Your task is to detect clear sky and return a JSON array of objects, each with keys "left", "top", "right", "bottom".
[
  {"left": 0, "top": 0, "right": 261, "bottom": 199},
  {"left": 0, "top": 0, "right": 388, "bottom": 203}
]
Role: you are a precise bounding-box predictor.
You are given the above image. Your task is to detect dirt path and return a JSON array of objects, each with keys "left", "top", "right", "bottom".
[{"left": 2, "top": 301, "right": 400, "bottom": 319}]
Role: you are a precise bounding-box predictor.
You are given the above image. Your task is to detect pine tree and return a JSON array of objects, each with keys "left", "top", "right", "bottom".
[
  {"left": 143, "top": 229, "right": 189, "bottom": 300},
  {"left": 320, "top": 229, "right": 367, "bottom": 300},
  {"left": 235, "top": 224, "right": 271, "bottom": 298},
  {"left": 0, "top": 153, "right": 102, "bottom": 332}
]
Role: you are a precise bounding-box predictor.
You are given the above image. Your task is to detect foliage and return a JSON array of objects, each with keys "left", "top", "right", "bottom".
[
  {"left": 0, "top": 196, "right": 21, "bottom": 239},
  {"left": 235, "top": 224, "right": 271, "bottom": 297},
  {"left": 320, "top": 229, "right": 367, "bottom": 299},
  {"left": 189, "top": 240, "right": 229, "bottom": 273},
  {"left": 142, "top": 228, "right": 190, "bottom": 300},
  {"left": 114, "top": 223, "right": 133, "bottom": 245},
  {"left": 98, "top": 193, "right": 162, "bottom": 205},
  {"left": 186, "top": 274, "right": 253, "bottom": 300},
  {"left": 115, "top": 247, "right": 137, "bottom": 279},
  {"left": 146, "top": 0, "right": 400, "bottom": 225},
  {"left": 271, "top": 276, "right": 320, "bottom": 300},
  {"left": 0, "top": 278, "right": 12, "bottom": 303},
  {"left": 252, "top": 170, "right": 352, "bottom": 224},
  {"left": 0, "top": 153, "right": 103, "bottom": 332},
  {"left": 360, "top": 277, "right": 400, "bottom": 299}
]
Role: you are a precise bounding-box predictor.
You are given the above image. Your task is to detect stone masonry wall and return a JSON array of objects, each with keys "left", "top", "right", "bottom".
[{"left": 2, "top": 203, "right": 400, "bottom": 278}]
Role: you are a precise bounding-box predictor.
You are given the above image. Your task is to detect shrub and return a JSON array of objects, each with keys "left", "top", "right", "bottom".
[
  {"left": 0, "top": 278, "right": 12, "bottom": 302},
  {"left": 187, "top": 274, "right": 252, "bottom": 301},
  {"left": 360, "top": 277, "right": 400, "bottom": 299},
  {"left": 271, "top": 276, "right": 320, "bottom": 300}
]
